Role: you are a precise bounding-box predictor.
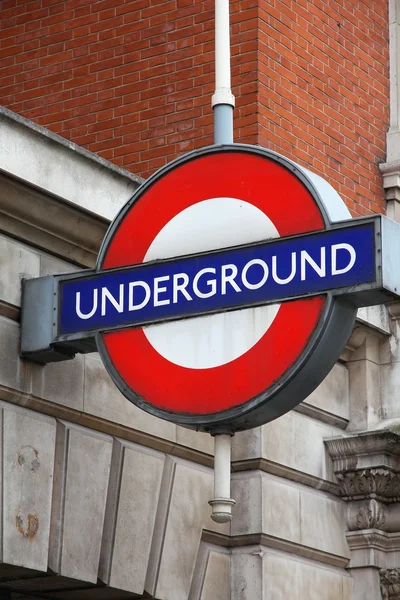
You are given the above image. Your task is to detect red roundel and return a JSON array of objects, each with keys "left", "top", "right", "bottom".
[{"left": 97, "top": 146, "right": 332, "bottom": 430}]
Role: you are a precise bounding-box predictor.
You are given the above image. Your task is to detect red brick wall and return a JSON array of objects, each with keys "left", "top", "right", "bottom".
[
  {"left": 0, "top": 0, "right": 258, "bottom": 177},
  {"left": 257, "top": 0, "right": 389, "bottom": 216},
  {"left": 0, "top": 0, "right": 389, "bottom": 215}
]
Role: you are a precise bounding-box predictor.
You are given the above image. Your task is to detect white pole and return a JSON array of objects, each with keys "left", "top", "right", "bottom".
[
  {"left": 208, "top": 0, "right": 236, "bottom": 524},
  {"left": 212, "top": 0, "right": 235, "bottom": 144},
  {"left": 209, "top": 434, "right": 235, "bottom": 523}
]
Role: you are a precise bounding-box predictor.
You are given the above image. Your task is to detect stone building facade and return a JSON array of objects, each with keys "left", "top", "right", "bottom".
[{"left": 1, "top": 0, "right": 400, "bottom": 599}]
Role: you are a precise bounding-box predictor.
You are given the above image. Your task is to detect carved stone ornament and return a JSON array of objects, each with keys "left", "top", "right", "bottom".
[
  {"left": 346, "top": 499, "right": 387, "bottom": 531},
  {"left": 380, "top": 569, "right": 400, "bottom": 600},
  {"left": 336, "top": 469, "right": 400, "bottom": 503},
  {"left": 325, "top": 431, "right": 400, "bottom": 504}
]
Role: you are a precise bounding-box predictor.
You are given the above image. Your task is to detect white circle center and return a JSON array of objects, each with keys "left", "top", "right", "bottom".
[{"left": 143, "top": 197, "right": 281, "bottom": 369}]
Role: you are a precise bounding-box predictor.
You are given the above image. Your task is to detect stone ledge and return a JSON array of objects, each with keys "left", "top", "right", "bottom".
[
  {"left": 0, "top": 386, "right": 214, "bottom": 468},
  {"left": 232, "top": 457, "right": 340, "bottom": 496},
  {"left": 202, "top": 531, "right": 349, "bottom": 569},
  {"left": 380, "top": 161, "right": 400, "bottom": 221},
  {"left": 0, "top": 106, "right": 142, "bottom": 222},
  {"left": 347, "top": 530, "right": 400, "bottom": 569},
  {"left": 326, "top": 431, "right": 400, "bottom": 503},
  {"left": 0, "top": 172, "right": 108, "bottom": 268},
  {"left": 295, "top": 401, "right": 348, "bottom": 430}
]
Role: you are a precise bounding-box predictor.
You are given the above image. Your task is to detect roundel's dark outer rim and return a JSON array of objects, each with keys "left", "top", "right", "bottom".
[{"left": 96, "top": 144, "right": 356, "bottom": 433}]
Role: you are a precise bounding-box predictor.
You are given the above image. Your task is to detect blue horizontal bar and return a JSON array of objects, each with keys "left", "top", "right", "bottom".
[{"left": 59, "top": 222, "right": 375, "bottom": 336}]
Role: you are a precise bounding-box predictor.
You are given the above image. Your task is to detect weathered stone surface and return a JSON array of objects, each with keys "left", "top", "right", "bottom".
[
  {"left": 0, "top": 317, "right": 31, "bottom": 394},
  {"left": 305, "top": 362, "right": 349, "bottom": 421},
  {"left": 262, "top": 475, "right": 301, "bottom": 543},
  {"left": 31, "top": 354, "right": 84, "bottom": 412},
  {"left": 99, "top": 441, "right": 164, "bottom": 594},
  {"left": 232, "top": 471, "right": 348, "bottom": 559},
  {"left": 231, "top": 428, "right": 261, "bottom": 463},
  {"left": 351, "top": 568, "right": 381, "bottom": 600},
  {"left": 263, "top": 552, "right": 351, "bottom": 599},
  {"left": 0, "top": 234, "right": 40, "bottom": 307},
  {"left": 346, "top": 332, "right": 382, "bottom": 432},
  {"left": 357, "top": 305, "right": 391, "bottom": 336},
  {"left": 176, "top": 426, "right": 214, "bottom": 456},
  {"left": 83, "top": 353, "right": 176, "bottom": 442},
  {"left": 2, "top": 403, "right": 56, "bottom": 572},
  {"left": 300, "top": 487, "right": 349, "bottom": 559},
  {"left": 232, "top": 412, "right": 342, "bottom": 487},
  {"left": 261, "top": 412, "right": 338, "bottom": 482},
  {"left": 231, "top": 472, "right": 263, "bottom": 536},
  {"left": 0, "top": 107, "right": 140, "bottom": 222},
  {"left": 49, "top": 423, "right": 112, "bottom": 583},
  {"left": 231, "top": 549, "right": 263, "bottom": 600},
  {"left": 149, "top": 459, "right": 227, "bottom": 600},
  {"left": 199, "top": 550, "right": 230, "bottom": 600},
  {"left": 39, "top": 254, "right": 78, "bottom": 276},
  {"left": 381, "top": 361, "right": 400, "bottom": 421}
]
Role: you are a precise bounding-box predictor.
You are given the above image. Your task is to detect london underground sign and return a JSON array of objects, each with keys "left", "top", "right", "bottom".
[{"left": 21, "top": 144, "right": 400, "bottom": 433}]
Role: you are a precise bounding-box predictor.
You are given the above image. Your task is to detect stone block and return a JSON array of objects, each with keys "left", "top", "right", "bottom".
[
  {"left": 39, "top": 254, "right": 78, "bottom": 276},
  {"left": 0, "top": 234, "right": 40, "bottom": 307},
  {"left": 231, "top": 428, "right": 261, "bottom": 462},
  {"left": 2, "top": 403, "right": 56, "bottom": 572},
  {"left": 0, "top": 317, "right": 31, "bottom": 395},
  {"left": 342, "top": 574, "right": 353, "bottom": 599},
  {"left": 381, "top": 361, "right": 400, "bottom": 420},
  {"left": 176, "top": 426, "right": 214, "bottom": 456},
  {"left": 305, "top": 362, "right": 349, "bottom": 421},
  {"left": 350, "top": 568, "right": 379, "bottom": 600},
  {"left": 231, "top": 472, "right": 263, "bottom": 536},
  {"left": 347, "top": 358, "right": 381, "bottom": 431},
  {"left": 31, "top": 353, "right": 84, "bottom": 412},
  {"left": 231, "top": 549, "right": 263, "bottom": 600},
  {"left": 261, "top": 411, "right": 338, "bottom": 482},
  {"left": 299, "top": 488, "right": 349, "bottom": 559},
  {"left": 232, "top": 472, "right": 302, "bottom": 542},
  {"left": 263, "top": 551, "right": 299, "bottom": 599},
  {"left": 83, "top": 353, "right": 176, "bottom": 442},
  {"left": 49, "top": 423, "right": 112, "bottom": 583},
  {"left": 357, "top": 305, "right": 390, "bottom": 335},
  {"left": 233, "top": 471, "right": 348, "bottom": 560},
  {"left": 199, "top": 550, "right": 230, "bottom": 600},
  {"left": 262, "top": 474, "right": 301, "bottom": 543},
  {"left": 263, "top": 552, "right": 350, "bottom": 599},
  {"left": 151, "top": 459, "right": 227, "bottom": 600},
  {"left": 99, "top": 441, "right": 165, "bottom": 594}
]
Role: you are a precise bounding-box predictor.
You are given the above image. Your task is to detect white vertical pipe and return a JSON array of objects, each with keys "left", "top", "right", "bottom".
[
  {"left": 212, "top": 0, "right": 235, "bottom": 108},
  {"left": 208, "top": 0, "right": 236, "bottom": 523},
  {"left": 212, "top": 0, "right": 235, "bottom": 144},
  {"left": 209, "top": 434, "right": 235, "bottom": 523}
]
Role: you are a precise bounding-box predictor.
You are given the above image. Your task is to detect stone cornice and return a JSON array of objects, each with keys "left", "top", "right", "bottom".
[
  {"left": 0, "top": 106, "right": 143, "bottom": 267},
  {"left": 0, "top": 106, "right": 142, "bottom": 221},
  {"left": 326, "top": 431, "right": 400, "bottom": 467},
  {"left": 380, "top": 161, "right": 400, "bottom": 220},
  {"left": 0, "top": 171, "right": 108, "bottom": 268},
  {"left": 380, "top": 161, "right": 400, "bottom": 201},
  {"left": 326, "top": 431, "right": 400, "bottom": 502},
  {"left": 346, "top": 530, "right": 400, "bottom": 569}
]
